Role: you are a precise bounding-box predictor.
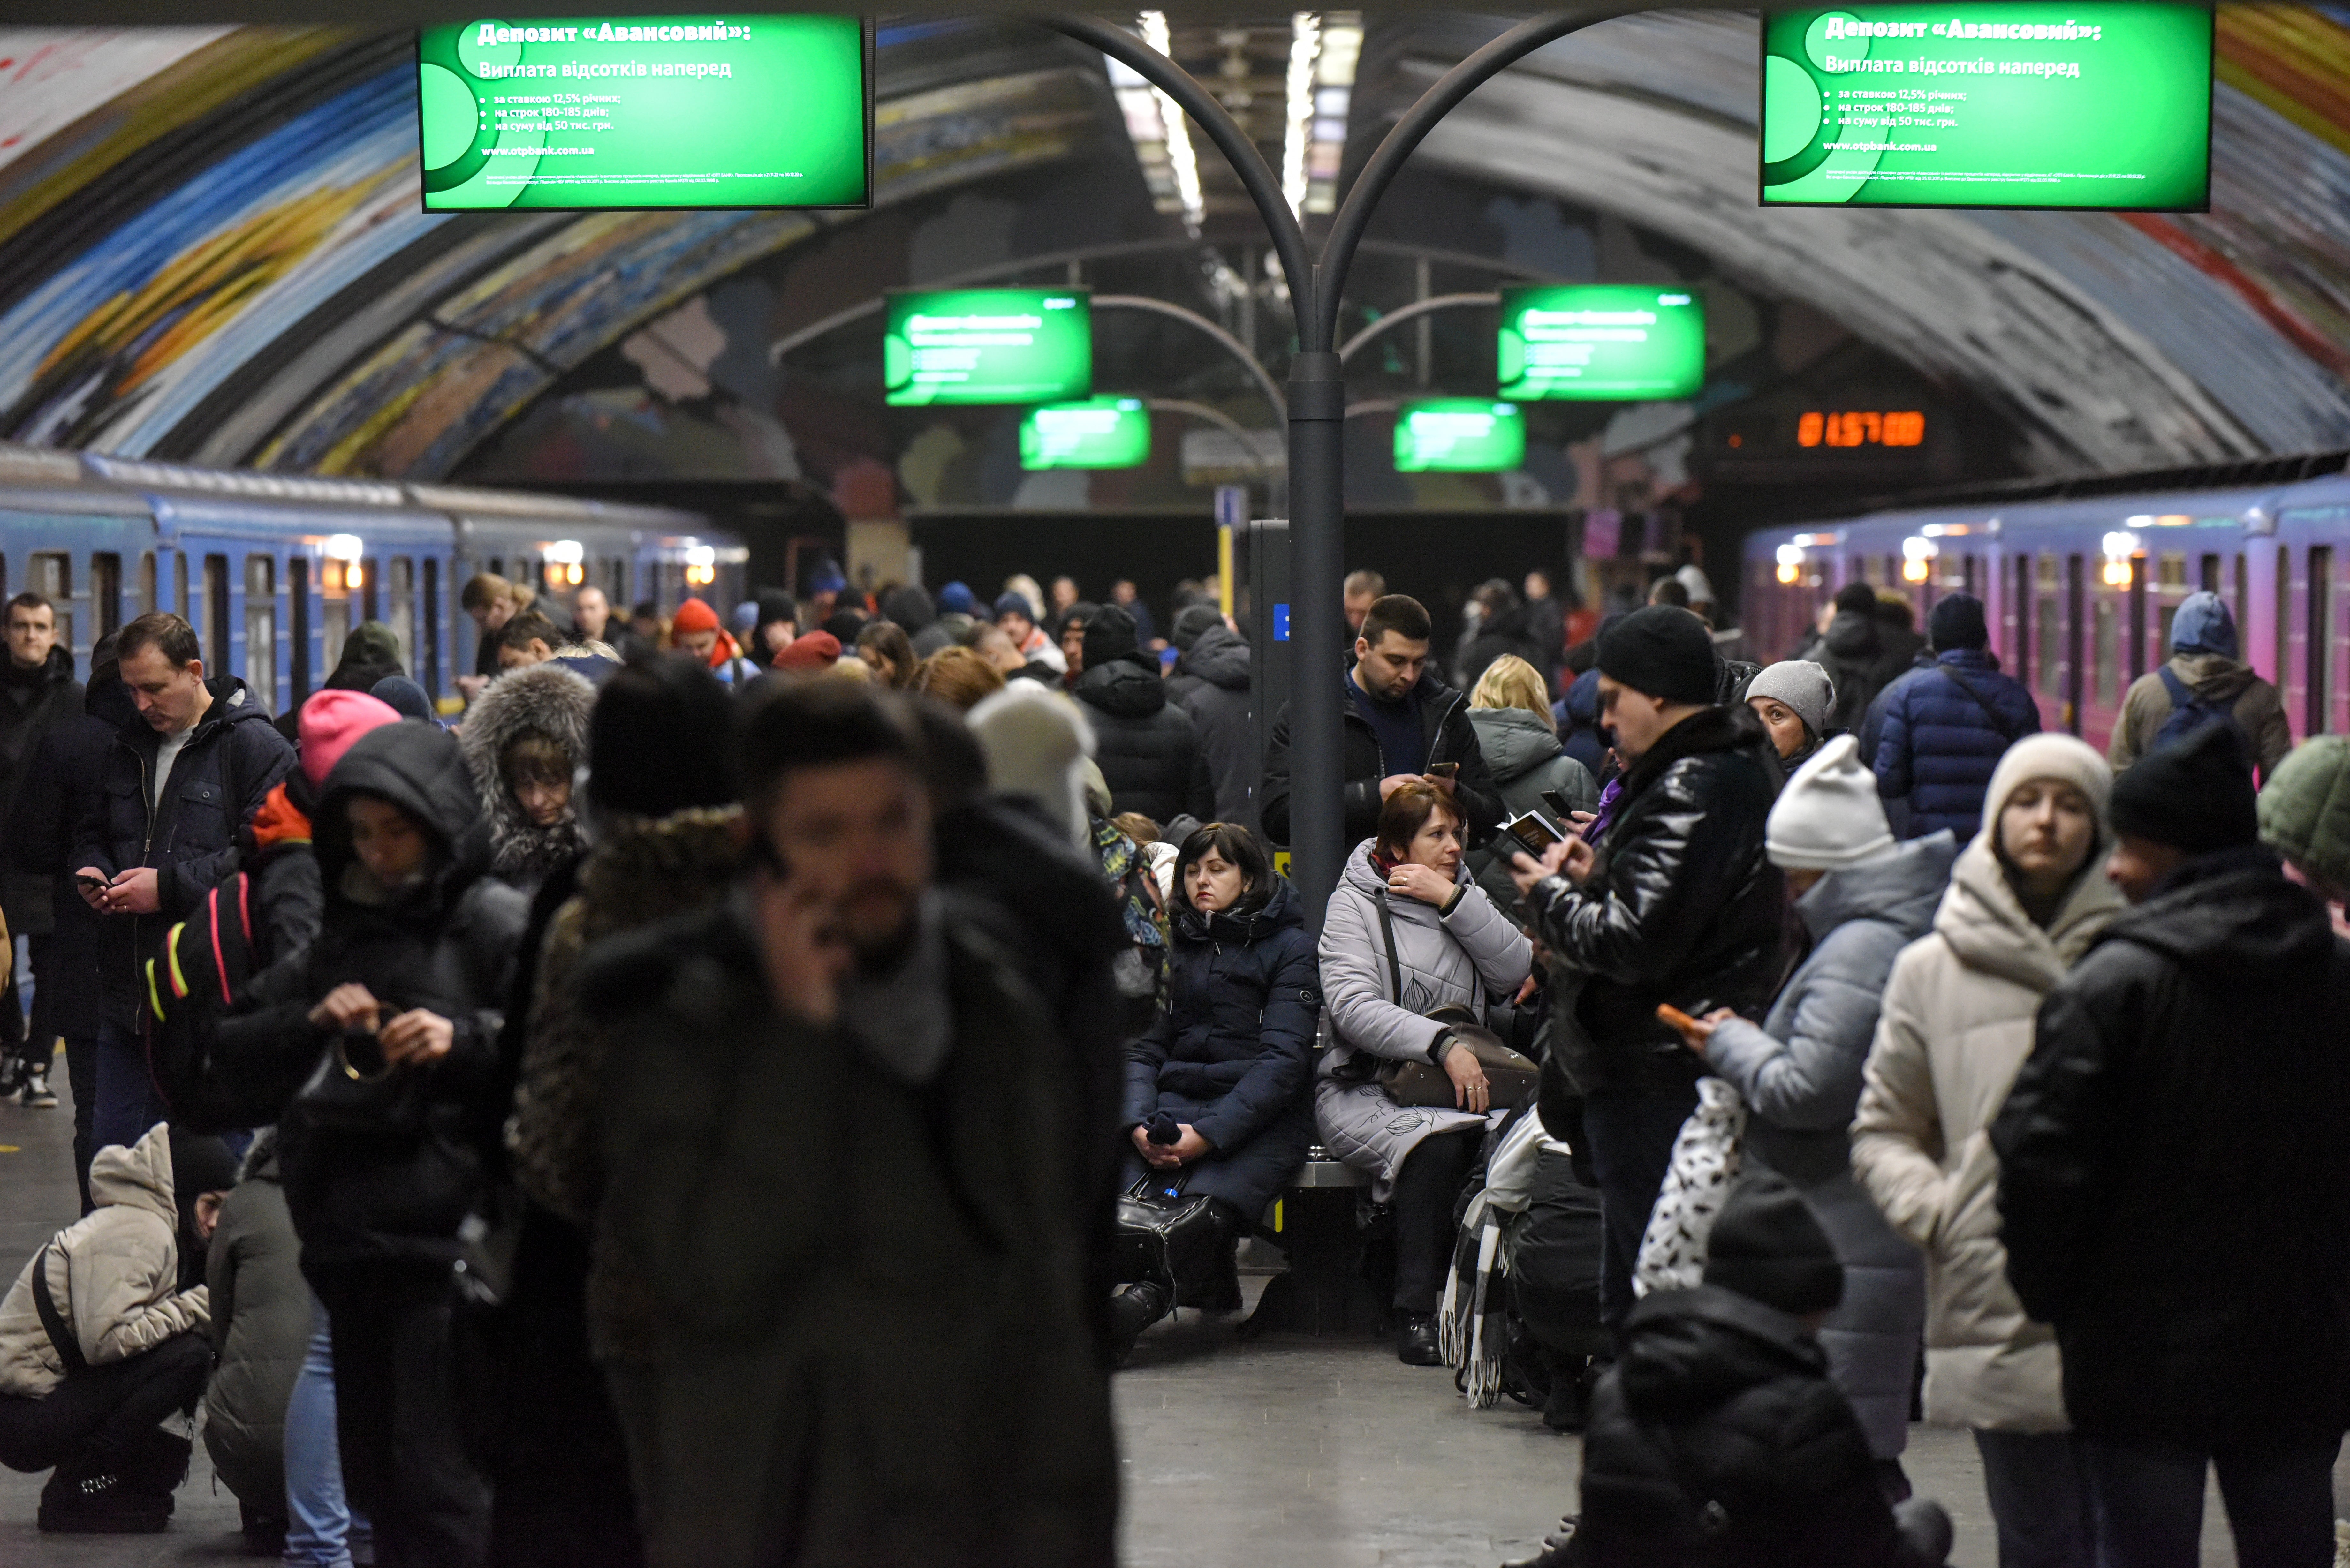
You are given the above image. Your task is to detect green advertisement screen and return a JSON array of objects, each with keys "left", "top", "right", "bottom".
[
  {"left": 1761, "top": 4, "right": 2211, "bottom": 209},
  {"left": 885, "top": 289, "right": 1092, "bottom": 407},
  {"left": 1021, "top": 398, "right": 1150, "bottom": 470},
  {"left": 1498, "top": 285, "right": 1705, "bottom": 402},
  {"left": 1394, "top": 400, "right": 1528, "bottom": 472},
  {"left": 418, "top": 16, "right": 870, "bottom": 211}
]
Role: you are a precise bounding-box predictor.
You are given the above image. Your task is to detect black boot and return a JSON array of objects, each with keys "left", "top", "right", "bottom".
[
  {"left": 118, "top": 1426, "right": 191, "bottom": 1514},
  {"left": 1395, "top": 1309, "right": 1442, "bottom": 1366},
  {"left": 1172, "top": 1200, "right": 1246, "bottom": 1313},
  {"left": 38, "top": 1456, "right": 170, "bottom": 1534},
  {"left": 1501, "top": 1516, "right": 1586, "bottom": 1568},
  {"left": 1108, "top": 1278, "right": 1173, "bottom": 1365}
]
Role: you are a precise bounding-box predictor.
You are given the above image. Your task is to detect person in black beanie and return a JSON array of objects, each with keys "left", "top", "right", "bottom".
[
  {"left": 1069, "top": 603, "right": 1214, "bottom": 825},
  {"left": 1993, "top": 719, "right": 2350, "bottom": 1568},
  {"left": 489, "top": 652, "right": 743, "bottom": 1568},
  {"left": 1517, "top": 1170, "right": 1953, "bottom": 1568},
  {"left": 1868, "top": 590, "right": 2039, "bottom": 843},
  {"left": 1510, "top": 604, "right": 1786, "bottom": 1341}
]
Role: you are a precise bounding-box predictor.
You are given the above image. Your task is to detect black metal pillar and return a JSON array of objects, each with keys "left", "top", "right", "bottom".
[{"left": 1044, "top": 7, "right": 1630, "bottom": 931}]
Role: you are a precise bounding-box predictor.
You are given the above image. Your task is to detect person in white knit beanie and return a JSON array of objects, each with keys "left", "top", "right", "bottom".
[{"left": 1766, "top": 734, "right": 1895, "bottom": 874}]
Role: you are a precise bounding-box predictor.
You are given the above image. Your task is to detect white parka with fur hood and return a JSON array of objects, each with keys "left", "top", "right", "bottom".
[
  {"left": 1849, "top": 736, "right": 2124, "bottom": 1432},
  {"left": 0, "top": 1124, "right": 208, "bottom": 1398}
]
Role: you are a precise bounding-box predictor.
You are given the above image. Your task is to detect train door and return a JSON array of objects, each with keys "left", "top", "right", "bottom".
[{"left": 89, "top": 553, "right": 123, "bottom": 644}]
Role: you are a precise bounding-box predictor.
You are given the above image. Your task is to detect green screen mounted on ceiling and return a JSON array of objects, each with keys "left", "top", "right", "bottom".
[
  {"left": 1497, "top": 285, "right": 1706, "bottom": 402},
  {"left": 1760, "top": 4, "right": 2212, "bottom": 209},
  {"left": 1021, "top": 398, "right": 1151, "bottom": 470},
  {"left": 885, "top": 289, "right": 1093, "bottom": 407},
  {"left": 417, "top": 15, "right": 872, "bottom": 210},
  {"left": 1394, "top": 400, "right": 1528, "bottom": 472}
]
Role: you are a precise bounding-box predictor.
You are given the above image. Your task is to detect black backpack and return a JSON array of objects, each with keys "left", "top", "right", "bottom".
[
  {"left": 143, "top": 872, "right": 312, "bottom": 1133},
  {"left": 2152, "top": 665, "right": 2249, "bottom": 754}
]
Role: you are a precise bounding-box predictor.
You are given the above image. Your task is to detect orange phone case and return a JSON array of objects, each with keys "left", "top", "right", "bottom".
[{"left": 1655, "top": 1003, "right": 1702, "bottom": 1033}]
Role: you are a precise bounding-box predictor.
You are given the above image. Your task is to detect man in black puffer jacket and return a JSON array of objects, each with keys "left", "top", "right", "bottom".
[
  {"left": 274, "top": 720, "right": 528, "bottom": 1568},
  {"left": 0, "top": 593, "right": 82, "bottom": 1104},
  {"left": 1512, "top": 607, "right": 1784, "bottom": 1338},
  {"left": 1164, "top": 607, "right": 1256, "bottom": 831},
  {"left": 1518, "top": 1172, "right": 1950, "bottom": 1568},
  {"left": 1261, "top": 594, "right": 1503, "bottom": 849},
  {"left": 1992, "top": 725, "right": 2350, "bottom": 1567},
  {"left": 1070, "top": 605, "right": 1213, "bottom": 827},
  {"left": 70, "top": 613, "right": 295, "bottom": 1157}
]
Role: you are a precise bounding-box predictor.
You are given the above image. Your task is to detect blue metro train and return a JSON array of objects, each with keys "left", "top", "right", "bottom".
[
  {"left": 0, "top": 441, "right": 745, "bottom": 711},
  {"left": 1742, "top": 457, "right": 2350, "bottom": 757}
]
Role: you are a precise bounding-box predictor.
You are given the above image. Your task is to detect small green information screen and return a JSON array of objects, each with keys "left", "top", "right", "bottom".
[
  {"left": 1020, "top": 398, "right": 1150, "bottom": 470},
  {"left": 418, "top": 15, "right": 870, "bottom": 211},
  {"left": 1498, "top": 285, "right": 1705, "bottom": 402},
  {"left": 884, "top": 289, "right": 1092, "bottom": 407},
  {"left": 1761, "top": 4, "right": 2211, "bottom": 209},
  {"left": 1394, "top": 400, "right": 1528, "bottom": 472}
]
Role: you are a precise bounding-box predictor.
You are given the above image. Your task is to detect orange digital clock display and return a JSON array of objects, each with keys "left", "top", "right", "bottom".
[{"left": 1797, "top": 411, "right": 1926, "bottom": 448}]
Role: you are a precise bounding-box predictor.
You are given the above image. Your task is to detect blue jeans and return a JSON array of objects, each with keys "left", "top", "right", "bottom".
[
  {"left": 2082, "top": 1432, "right": 2340, "bottom": 1568},
  {"left": 1974, "top": 1429, "right": 2097, "bottom": 1568},
  {"left": 91, "top": 1016, "right": 161, "bottom": 1157},
  {"left": 285, "top": 1294, "right": 371, "bottom": 1568},
  {"left": 1580, "top": 1083, "right": 1699, "bottom": 1336}
]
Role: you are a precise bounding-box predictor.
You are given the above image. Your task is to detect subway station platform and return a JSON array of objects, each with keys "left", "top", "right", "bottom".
[{"left": 0, "top": 1059, "right": 2299, "bottom": 1568}]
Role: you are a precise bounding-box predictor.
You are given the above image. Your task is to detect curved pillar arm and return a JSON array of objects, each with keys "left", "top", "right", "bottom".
[{"left": 1335, "top": 293, "right": 1502, "bottom": 366}]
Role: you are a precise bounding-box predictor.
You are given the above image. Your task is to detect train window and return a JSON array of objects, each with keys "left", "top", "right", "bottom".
[
  {"left": 609, "top": 559, "right": 628, "bottom": 605},
  {"left": 389, "top": 558, "right": 416, "bottom": 674},
  {"left": 138, "top": 553, "right": 156, "bottom": 618},
  {"left": 244, "top": 556, "right": 276, "bottom": 715},
  {"left": 2278, "top": 547, "right": 2292, "bottom": 701},
  {"left": 89, "top": 554, "right": 121, "bottom": 640},
  {"left": 288, "top": 557, "right": 312, "bottom": 705},
  {"left": 173, "top": 553, "right": 187, "bottom": 624},
  {"left": 361, "top": 558, "right": 380, "bottom": 624},
  {"left": 203, "top": 556, "right": 229, "bottom": 675},
  {"left": 30, "top": 554, "right": 72, "bottom": 663},
  {"left": 2036, "top": 558, "right": 2062, "bottom": 699},
  {"left": 0, "top": 554, "right": 9, "bottom": 601},
  {"left": 322, "top": 558, "right": 350, "bottom": 675},
  {"left": 1962, "top": 553, "right": 1980, "bottom": 597},
  {"left": 2094, "top": 598, "right": 2119, "bottom": 708},
  {"left": 2066, "top": 555, "right": 2086, "bottom": 734},
  {"left": 2311, "top": 546, "right": 2334, "bottom": 736},
  {"left": 423, "top": 558, "right": 442, "bottom": 698},
  {"left": 2233, "top": 554, "right": 2248, "bottom": 644},
  {"left": 2126, "top": 558, "right": 2146, "bottom": 682},
  {"left": 2012, "top": 555, "right": 2030, "bottom": 680},
  {"left": 2195, "top": 553, "right": 2217, "bottom": 592}
]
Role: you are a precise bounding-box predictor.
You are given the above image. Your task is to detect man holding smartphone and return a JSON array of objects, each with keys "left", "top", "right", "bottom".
[
  {"left": 69, "top": 613, "right": 293, "bottom": 1154},
  {"left": 1507, "top": 606, "right": 1785, "bottom": 1341},
  {"left": 1260, "top": 593, "right": 1502, "bottom": 850}
]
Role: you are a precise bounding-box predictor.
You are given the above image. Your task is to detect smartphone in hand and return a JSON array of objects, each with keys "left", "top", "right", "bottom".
[
  {"left": 1656, "top": 1003, "right": 1703, "bottom": 1035},
  {"left": 1427, "top": 761, "right": 1459, "bottom": 780}
]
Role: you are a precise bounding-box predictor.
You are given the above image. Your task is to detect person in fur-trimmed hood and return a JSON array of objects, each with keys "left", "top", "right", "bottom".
[{"left": 459, "top": 661, "right": 594, "bottom": 896}]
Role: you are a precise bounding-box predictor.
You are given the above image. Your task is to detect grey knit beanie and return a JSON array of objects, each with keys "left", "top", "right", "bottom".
[{"left": 1744, "top": 660, "right": 1835, "bottom": 741}]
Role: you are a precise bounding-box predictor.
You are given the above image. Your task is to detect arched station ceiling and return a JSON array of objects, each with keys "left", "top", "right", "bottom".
[{"left": 0, "top": 9, "right": 2346, "bottom": 485}]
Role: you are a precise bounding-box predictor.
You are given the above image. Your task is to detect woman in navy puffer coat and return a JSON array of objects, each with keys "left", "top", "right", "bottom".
[{"left": 1111, "top": 824, "right": 1319, "bottom": 1353}]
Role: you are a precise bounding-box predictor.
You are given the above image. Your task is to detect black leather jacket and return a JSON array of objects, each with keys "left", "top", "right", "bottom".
[{"left": 1527, "top": 705, "right": 1785, "bottom": 1097}]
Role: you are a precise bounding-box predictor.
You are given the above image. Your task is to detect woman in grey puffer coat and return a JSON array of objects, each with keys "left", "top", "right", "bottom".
[
  {"left": 1464, "top": 655, "right": 1598, "bottom": 914},
  {"left": 1669, "top": 737, "right": 1954, "bottom": 1471},
  {"left": 1318, "top": 782, "right": 1532, "bottom": 1363}
]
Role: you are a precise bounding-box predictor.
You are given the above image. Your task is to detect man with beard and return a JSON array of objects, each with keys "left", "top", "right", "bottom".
[{"left": 586, "top": 680, "right": 1117, "bottom": 1568}]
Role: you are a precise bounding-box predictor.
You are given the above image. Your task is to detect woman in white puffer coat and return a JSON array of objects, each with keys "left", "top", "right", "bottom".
[{"left": 1850, "top": 735, "right": 2123, "bottom": 1567}]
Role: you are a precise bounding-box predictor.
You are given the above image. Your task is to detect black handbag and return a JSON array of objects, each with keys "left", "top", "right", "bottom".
[
  {"left": 1369, "top": 893, "right": 1541, "bottom": 1112},
  {"left": 1112, "top": 1170, "right": 1227, "bottom": 1295},
  {"left": 289, "top": 1028, "right": 428, "bottom": 1134}
]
